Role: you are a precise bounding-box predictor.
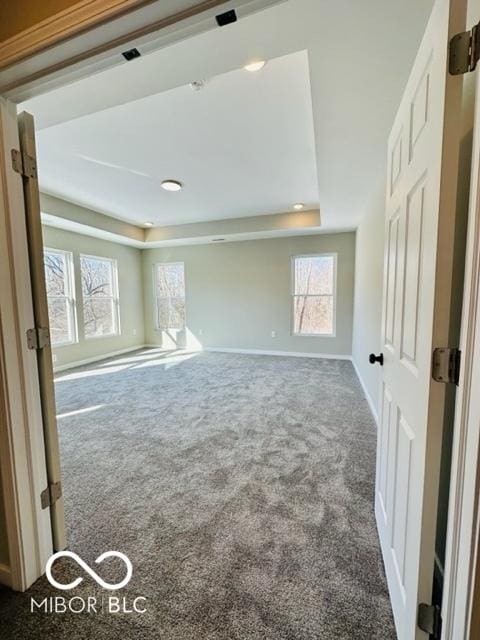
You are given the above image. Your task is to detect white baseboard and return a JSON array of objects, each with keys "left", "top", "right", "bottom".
[
  {"left": 351, "top": 358, "right": 379, "bottom": 426},
  {"left": 144, "top": 345, "right": 205, "bottom": 355},
  {"left": 0, "top": 563, "right": 11, "bottom": 588},
  {"left": 205, "top": 347, "right": 352, "bottom": 360},
  {"left": 53, "top": 344, "right": 147, "bottom": 373},
  {"left": 53, "top": 343, "right": 353, "bottom": 371},
  {"left": 143, "top": 344, "right": 182, "bottom": 350}
]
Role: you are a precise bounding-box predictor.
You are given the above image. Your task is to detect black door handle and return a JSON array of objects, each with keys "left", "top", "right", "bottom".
[{"left": 369, "top": 353, "right": 384, "bottom": 366}]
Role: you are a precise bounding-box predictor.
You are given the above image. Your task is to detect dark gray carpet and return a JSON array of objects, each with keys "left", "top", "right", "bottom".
[{"left": 0, "top": 349, "right": 396, "bottom": 639}]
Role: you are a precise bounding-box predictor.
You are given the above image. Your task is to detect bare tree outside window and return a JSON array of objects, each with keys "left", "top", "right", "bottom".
[
  {"left": 292, "top": 255, "right": 336, "bottom": 335},
  {"left": 155, "top": 263, "right": 186, "bottom": 330},
  {"left": 44, "top": 249, "right": 76, "bottom": 345},
  {"left": 80, "top": 255, "right": 119, "bottom": 338}
]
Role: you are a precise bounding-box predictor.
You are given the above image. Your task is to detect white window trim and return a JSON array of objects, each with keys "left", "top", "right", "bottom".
[
  {"left": 80, "top": 253, "right": 120, "bottom": 340},
  {"left": 44, "top": 247, "right": 77, "bottom": 347},
  {"left": 153, "top": 261, "right": 186, "bottom": 331},
  {"left": 290, "top": 253, "right": 337, "bottom": 338}
]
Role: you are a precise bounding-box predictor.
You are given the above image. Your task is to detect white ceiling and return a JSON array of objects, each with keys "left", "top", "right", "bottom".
[
  {"left": 23, "top": 0, "right": 434, "bottom": 231},
  {"left": 35, "top": 50, "right": 319, "bottom": 226}
]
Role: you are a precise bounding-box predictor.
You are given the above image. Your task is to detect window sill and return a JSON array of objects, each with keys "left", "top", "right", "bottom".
[
  {"left": 84, "top": 332, "right": 120, "bottom": 341},
  {"left": 292, "top": 332, "right": 336, "bottom": 338},
  {"left": 52, "top": 340, "right": 77, "bottom": 348}
]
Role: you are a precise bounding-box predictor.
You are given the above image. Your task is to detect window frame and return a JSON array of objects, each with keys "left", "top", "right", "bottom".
[
  {"left": 153, "top": 261, "right": 187, "bottom": 331},
  {"left": 80, "top": 253, "right": 120, "bottom": 340},
  {"left": 43, "top": 247, "right": 78, "bottom": 347},
  {"left": 290, "top": 252, "right": 337, "bottom": 338}
]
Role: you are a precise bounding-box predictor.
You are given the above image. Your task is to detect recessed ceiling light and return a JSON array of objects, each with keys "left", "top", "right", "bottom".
[
  {"left": 293, "top": 203, "right": 305, "bottom": 210},
  {"left": 144, "top": 221, "right": 154, "bottom": 227},
  {"left": 161, "top": 179, "right": 183, "bottom": 192},
  {"left": 244, "top": 60, "right": 266, "bottom": 72}
]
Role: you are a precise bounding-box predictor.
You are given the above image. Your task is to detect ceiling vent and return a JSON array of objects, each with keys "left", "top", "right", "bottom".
[
  {"left": 215, "top": 9, "right": 237, "bottom": 27},
  {"left": 122, "top": 48, "right": 141, "bottom": 61}
]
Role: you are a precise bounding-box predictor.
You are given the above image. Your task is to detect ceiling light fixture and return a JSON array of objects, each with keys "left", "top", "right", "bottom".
[
  {"left": 244, "top": 60, "right": 266, "bottom": 72},
  {"left": 161, "top": 179, "right": 183, "bottom": 192},
  {"left": 144, "top": 221, "right": 154, "bottom": 227},
  {"left": 293, "top": 203, "right": 305, "bottom": 210}
]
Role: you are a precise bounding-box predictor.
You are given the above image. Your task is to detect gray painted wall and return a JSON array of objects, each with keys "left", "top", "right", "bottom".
[
  {"left": 41, "top": 193, "right": 144, "bottom": 243},
  {"left": 142, "top": 233, "right": 355, "bottom": 355},
  {"left": 42, "top": 226, "right": 145, "bottom": 368},
  {"left": 351, "top": 177, "right": 386, "bottom": 415}
]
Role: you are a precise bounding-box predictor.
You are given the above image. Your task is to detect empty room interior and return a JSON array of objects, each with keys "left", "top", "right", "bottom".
[{"left": 2, "top": 0, "right": 475, "bottom": 638}]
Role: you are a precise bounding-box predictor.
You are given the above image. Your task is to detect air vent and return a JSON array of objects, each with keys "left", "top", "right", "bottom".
[
  {"left": 216, "top": 9, "right": 237, "bottom": 26},
  {"left": 212, "top": 238, "right": 225, "bottom": 242},
  {"left": 122, "top": 48, "right": 141, "bottom": 61}
]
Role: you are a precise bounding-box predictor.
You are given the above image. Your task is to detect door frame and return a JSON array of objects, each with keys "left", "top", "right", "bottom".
[
  {"left": 0, "top": 3, "right": 479, "bottom": 630},
  {"left": 441, "top": 67, "right": 480, "bottom": 639},
  {"left": 0, "top": 97, "right": 53, "bottom": 591}
]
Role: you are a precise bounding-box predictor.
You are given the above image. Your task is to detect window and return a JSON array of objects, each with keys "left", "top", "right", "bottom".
[
  {"left": 154, "top": 262, "right": 186, "bottom": 330},
  {"left": 80, "top": 255, "right": 120, "bottom": 338},
  {"left": 44, "top": 248, "right": 77, "bottom": 346},
  {"left": 292, "top": 254, "right": 336, "bottom": 336}
]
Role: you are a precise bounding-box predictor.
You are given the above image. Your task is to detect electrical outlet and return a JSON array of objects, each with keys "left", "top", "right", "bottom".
[
  {"left": 198, "top": 329, "right": 203, "bottom": 336},
  {"left": 271, "top": 330, "right": 277, "bottom": 338},
  {"left": 52, "top": 353, "right": 57, "bottom": 363},
  {"left": 133, "top": 328, "right": 137, "bottom": 336}
]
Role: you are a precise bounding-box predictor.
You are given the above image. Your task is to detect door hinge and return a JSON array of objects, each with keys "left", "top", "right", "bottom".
[
  {"left": 449, "top": 21, "right": 480, "bottom": 75},
  {"left": 40, "top": 481, "right": 62, "bottom": 509},
  {"left": 26, "top": 327, "right": 50, "bottom": 350},
  {"left": 432, "top": 347, "right": 461, "bottom": 385},
  {"left": 11, "top": 148, "right": 37, "bottom": 179},
  {"left": 418, "top": 603, "right": 442, "bottom": 639}
]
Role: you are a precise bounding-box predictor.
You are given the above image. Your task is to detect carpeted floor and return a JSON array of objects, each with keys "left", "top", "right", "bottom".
[{"left": 0, "top": 349, "right": 396, "bottom": 639}]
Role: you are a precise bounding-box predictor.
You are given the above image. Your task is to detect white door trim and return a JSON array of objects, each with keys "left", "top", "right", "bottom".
[
  {"left": 0, "top": 97, "right": 53, "bottom": 590},
  {"left": 0, "top": 0, "right": 149, "bottom": 70},
  {"left": 442, "top": 67, "right": 480, "bottom": 640}
]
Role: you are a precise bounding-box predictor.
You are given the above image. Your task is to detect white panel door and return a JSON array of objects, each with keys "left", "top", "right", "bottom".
[
  {"left": 18, "top": 111, "right": 66, "bottom": 552},
  {"left": 376, "top": 0, "right": 466, "bottom": 638}
]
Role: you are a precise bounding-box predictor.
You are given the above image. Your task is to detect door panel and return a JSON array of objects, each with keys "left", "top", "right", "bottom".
[
  {"left": 378, "top": 385, "right": 394, "bottom": 525},
  {"left": 18, "top": 111, "right": 66, "bottom": 552},
  {"left": 401, "top": 178, "right": 425, "bottom": 365},
  {"left": 376, "top": 0, "right": 466, "bottom": 637},
  {"left": 385, "top": 213, "right": 400, "bottom": 348}
]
